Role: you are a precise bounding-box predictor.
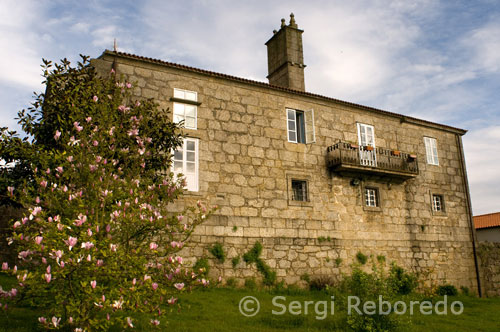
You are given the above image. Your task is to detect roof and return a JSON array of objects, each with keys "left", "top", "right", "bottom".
[
  {"left": 474, "top": 212, "right": 500, "bottom": 229},
  {"left": 100, "top": 50, "right": 467, "bottom": 135}
]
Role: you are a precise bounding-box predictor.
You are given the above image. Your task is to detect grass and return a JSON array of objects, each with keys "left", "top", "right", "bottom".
[{"left": 1, "top": 274, "right": 500, "bottom": 332}]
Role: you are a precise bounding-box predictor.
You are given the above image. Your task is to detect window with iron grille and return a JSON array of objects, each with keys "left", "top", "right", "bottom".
[
  {"left": 432, "top": 194, "right": 444, "bottom": 212},
  {"left": 365, "top": 187, "right": 378, "bottom": 207},
  {"left": 291, "top": 180, "right": 308, "bottom": 202}
]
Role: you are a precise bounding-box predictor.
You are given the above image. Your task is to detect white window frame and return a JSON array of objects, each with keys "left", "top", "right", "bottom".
[
  {"left": 286, "top": 108, "right": 315, "bottom": 144},
  {"left": 357, "top": 123, "right": 377, "bottom": 166},
  {"left": 172, "top": 138, "right": 199, "bottom": 192},
  {"left": 173, "top": 88, "right": 198, "bottom": 130},
  {"left": 365, "top": 187, "right": 378, "bottom": 207},
  {"left": 432, "top": 194, "right": 444, "bottom": 212},
  {"left": 424, "top": 137, "right": 439, "bottom": 165}
]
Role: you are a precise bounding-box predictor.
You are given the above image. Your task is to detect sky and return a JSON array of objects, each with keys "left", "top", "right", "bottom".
[{"left": 0, "top": 0, "right": 499, "bottom": 215}]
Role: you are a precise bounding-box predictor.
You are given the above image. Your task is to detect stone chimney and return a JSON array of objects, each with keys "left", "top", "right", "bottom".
[{"left": 265, "top": 13, "right": 306, "bottom": 91}]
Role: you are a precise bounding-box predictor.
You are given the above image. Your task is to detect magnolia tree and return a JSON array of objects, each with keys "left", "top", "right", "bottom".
[{"left": 0, "top": 57, "right": 214, "bottom": 331}]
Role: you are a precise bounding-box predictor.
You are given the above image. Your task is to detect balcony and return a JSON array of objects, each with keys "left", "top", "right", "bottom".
[{"left": 326, "top": 142, "right": 419, "bottom": 179}]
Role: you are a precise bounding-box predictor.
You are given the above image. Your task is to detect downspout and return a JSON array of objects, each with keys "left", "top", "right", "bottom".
[{"left": 456, "top": 134, "right": 482, "bottom": 297}]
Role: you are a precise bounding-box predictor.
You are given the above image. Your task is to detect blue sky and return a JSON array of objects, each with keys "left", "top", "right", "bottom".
[{"left": 1, "top": 0, "right": 499, "bottom": 215}]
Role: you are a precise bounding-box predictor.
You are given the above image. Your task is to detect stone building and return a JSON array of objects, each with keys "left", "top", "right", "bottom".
[{"left": 92, "top": 14, "right": 481, "bottom": 292}]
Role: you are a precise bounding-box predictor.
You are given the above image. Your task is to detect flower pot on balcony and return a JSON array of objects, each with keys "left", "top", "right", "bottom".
[
  {"left": 365, "top": 146, "right": 374, "bottom": 151},
  {"left": 350, "top": 144, "right": 359, "bottom": 149},
  {"left": 392, "top": 150, "right": 401, "bottom": 156},
  {"left": 408, "top": 154, "right": 417, "bottom": 160}
]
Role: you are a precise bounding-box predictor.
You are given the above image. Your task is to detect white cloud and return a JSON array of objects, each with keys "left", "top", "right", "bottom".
[
  {"left": 463, "top": 126, "right": 500, "bottom": 215},
  {"left": 463, "top": 21, "right": 500, "bottom": 74}
]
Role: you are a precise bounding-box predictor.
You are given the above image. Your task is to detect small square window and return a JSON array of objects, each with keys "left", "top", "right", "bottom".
[
  {"left": 365, "top": 187, "right": 379, "bottom": 207},
  {"left": 432, "top": 194, "right": 444, "bottom": 212},
  {"left": 291, "top": 180, "right": 308, "bottom": 202}
]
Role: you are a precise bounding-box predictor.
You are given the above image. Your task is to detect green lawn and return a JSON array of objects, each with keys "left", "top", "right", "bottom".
[{"left": 1, "top": 284, "right": 500, "bottom": 332}]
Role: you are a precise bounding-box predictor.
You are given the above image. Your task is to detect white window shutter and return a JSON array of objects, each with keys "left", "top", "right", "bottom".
[
  {"left": 305, "top": 109, "right": 316, "bottom": 144},
  {"left": 287, "top": 109, "right": 297, "bottom": 143}
]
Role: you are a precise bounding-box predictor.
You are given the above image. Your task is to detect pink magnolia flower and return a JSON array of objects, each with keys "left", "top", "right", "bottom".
[
  {"left": 176, "top": 256, "right": 183, "bottom": 264},
  {"left": 152, "top": 282, "right": 158, "bottom": 290},
  {"left": 201, "top": 278, "right": 209, "bottom": 287},
  {"left": 46, "top": 265, "right": 51, "bottom": 274},
  {"left": 35, "top": 236, "right": 43, "bottom": 245},
  {"left": 177, "top": 215, "right": 184, "bottom": 222},
  {"left": 38, "top": 317, "right": 47, "bottom": 324},
  {"left": 54, "top": 130, "right": 62, "bottom": 140},
  {"left": 93, "top": 140, "right": 99, "bottom": 146},
  {"left": 42, "top": 257, "right": 47, "bottom": 264},
  {"left": 126, "top": 82, "right": 132, "bottom": 89},
  {"left": 74, "top": 214, "right": 87, "bottom": 226},
  {"left": 110, "top": 244, "right": 117, "bottom": 252},
  {"left": 56, "top": 166, "right": 63, "bottom": 173},
  {"left": 87, "top": 254, "right": 92, "bottom": 261},
  {"left": 40, "top": 180, "right": 48, "bottom": 188},
  {"left": 44, "top": 273, "right": 52, "bottom": 283},
  {"left": 67, "top": 155, "right": 73, "bottom": 162},
  {"left": 2, "top": 262, "right": 8, "bottom": 270},
  {"left": 126, "top": 317, "right": 133, "bottom": 328},
  {"left": 51, "top": 316, "right": 61, "bottom": 328},
  {"left": 68, "top": 317, "right": 73, "bottom": 324},
  {"left": 174, "top": 283, "right": 184, "bottom": 290},
  {"left": 81, "top": 242, "right": 94, "bottom": 250},
  {"left": 91, "top": 280, "right": 97, "bottom": 289},
  {"left": 67, "top": 236, "right": 77, "bottom": 250},
  {"left": 167, "top": 297, "right": 177, "bottom": 305},
  {"left": 149, "top": 242, "right": 158, "bottom": 250},
  {"left": 7, "top": 186, "right": 14, "bottom": 196},
  {"left": 13, "top": 221, "right": 21, "bottom": 229},
  {"left": 32, "top": 206, "right": 42, "bottom": 216},
  {"left": 87, "top": 228, "right": 93, "bottom": 237},
  {"left": 73, "top": 122, "right": 83, "bottom": 132},
  {"left": 132, "top": 278, "right": 137, "bottom": 285},
  {"left": 127, "top": 128, "right": 139, "bottom": 136},
  {"left": 144, "top": 274, "right": 151, "bottom": 281},
  {"left": 13, "top": 265, "right": 17, "bottom": 273},
  {"left": 93, "top": 95, "right": 98, "bottom": 102},
  {"left": 106, "top": 224, "right": 111, "bottom": 232},
  {"left": 89, "top": 164, "right": 97, "bottom": 172},
  {"left": 96, "top": 260, "right": 104, "bottom": 267},
  {"left": 55, "top": 250, "right": 63, "bottom": 259},
  {"left": 57, "top": 223, "right": 64, "bottom": 231},
  {"left": 150, "top": 319, "right": 160, "bottom": 326}
]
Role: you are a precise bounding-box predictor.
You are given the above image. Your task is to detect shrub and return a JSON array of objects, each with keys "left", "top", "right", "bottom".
[
  {"left": 193, "top": 257, "right": 210, "bottom": 277},
  {"left": 243, "top": 242, "right": 276, "bottom": 286},
  {"left": 209, "top": 242, "right": 225, "bottom": 263},
  {"left": 437, "top": 284, "right": 458, "bottom": 296},
  {"left": 308, "top": 275, "right": 335, "bottom": 291},
  {"left": 300, "top": 273, "right": 311, "bottom": 283},
  {"left": 460, "top": 286, "right": 470, "bottom": 296},
  {"left": 0, "top": 57, "right": 215, "bottom": 331},
  {"left": 335, "top": 257, "right": 343, "bottom": 267},
  {"left": 226, "top": 277, "right": 237, "bottom": 288},
  {"left": 244, "top": 277, "right": 257, "bottom": 290},
  {"left": 388, "top": 264, "right": 418, "bottom": 295},
  {"left": 356, "top": 251, "right": 368, "bottom": 265}
]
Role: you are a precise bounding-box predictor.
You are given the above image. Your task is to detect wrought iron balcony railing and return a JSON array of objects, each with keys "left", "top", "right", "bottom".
[{"left": 326, "top": 142, "right": 418, "bottom": 179}]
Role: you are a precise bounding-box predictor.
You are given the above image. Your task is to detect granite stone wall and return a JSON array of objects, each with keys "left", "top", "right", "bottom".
[{"left": 92, "top": 53, "right": 480, "bottom": 292}]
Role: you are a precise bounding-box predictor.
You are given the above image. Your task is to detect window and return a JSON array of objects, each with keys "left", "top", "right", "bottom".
[
  {"left": 172, "top": 138, "right": 199, "bottom": 192},
  {"left": 173, "top": 88, "right": 197, "bottom": 130},
  {"left": 291, "top": 180, "right": 308, "bottom": 201},
  {"left": 432, "top": 194, "right": 444, "bottom": 212},
  {"left": 424, "top": 137, "right": 439, "bottom": 165},
  {"left": 357, "top": 123, "right": 377, "bottom": 166},
  {"left": 364, "top": 187, "right": 379, "bottom": 207},
  {"left": 287, "top": 108, "right": 315, "bottom": 144}
]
